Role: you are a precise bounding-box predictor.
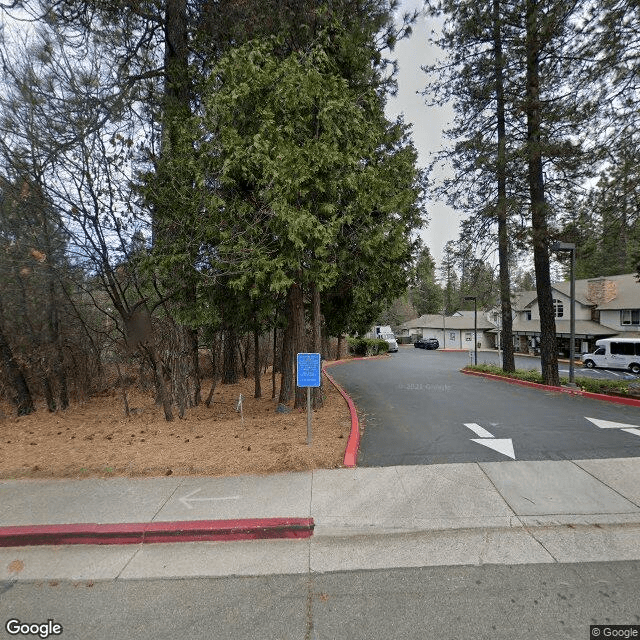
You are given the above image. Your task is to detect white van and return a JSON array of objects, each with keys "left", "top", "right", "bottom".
[
  {"left": 370, "top": 325, "right": 398, "bottom": 353},
  {"left": 581, "top": 338, "right": 640, "bottom": 374}
]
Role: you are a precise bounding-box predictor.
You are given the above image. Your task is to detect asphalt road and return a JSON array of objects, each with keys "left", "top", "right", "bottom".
[
  {"left": 2, "top": 561, "right": 638, "bottom": 639},
  {"left": 328, "top": 349, "right": 640, "bottom": 466}
]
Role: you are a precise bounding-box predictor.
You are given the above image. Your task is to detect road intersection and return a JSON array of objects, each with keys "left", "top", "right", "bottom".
[{"left": 327, "top": 348, "right": 640, "bottom": 466}]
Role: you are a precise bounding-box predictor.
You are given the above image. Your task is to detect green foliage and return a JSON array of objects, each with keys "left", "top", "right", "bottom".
[
  {"left": 144, "top": 30, "right": 424, "bottom": 340},
  {"left": 196, "top": 33, "right": 423, "bottom": 300},
  {"left": 347, "top": 337, "right": 389, "bottom": 356},
  {"left": 409, "top": 245, "right": 443, "bottom": 315},
  {"left": 559, "top": 139, "right": 640, "bottom": 280}
]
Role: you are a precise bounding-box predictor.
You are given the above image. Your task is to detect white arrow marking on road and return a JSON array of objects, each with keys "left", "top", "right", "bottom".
[
  {"left": 464, "top": 423, "right": 494, "bottom": 438},
  {"left": 622, "top": 428, "right": 640, "bottom": 438},
  {"left": 585, "top": 417, "right": 640, "bottom": 430},
  {"left": 464, "top": 424, "right": 516, "bottom": 459},
  {"left": 179, "top": 488, "right": 240, "bottom": 510},
  {"left": 470, "top": 438, "right": 516, "bottom": 459}
]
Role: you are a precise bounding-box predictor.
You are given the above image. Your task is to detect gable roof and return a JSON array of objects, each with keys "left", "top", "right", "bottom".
[
  {"left": 511, "top": 318, "right": 617, "bottom": 338},
  {"left": 400, "top": 313, "right": 495, "bottom": 331},
  {"left": 513, "top": 273, "right": 640, "bottom": 311}
]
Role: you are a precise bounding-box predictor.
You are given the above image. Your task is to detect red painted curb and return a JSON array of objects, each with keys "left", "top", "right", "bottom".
[
  {"left": 323, "top": 364, "right": 360, "bottom": 468},
  {"left": 0, "top": 518, "right": 314, "bottom": 547},
  {"left": 462, "top": 369, "right": 640, "bottom": 407}
]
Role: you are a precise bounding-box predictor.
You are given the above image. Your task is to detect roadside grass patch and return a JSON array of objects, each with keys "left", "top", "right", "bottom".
[{"left": 464, "top": 364, "right": 638, "bottom": 397}]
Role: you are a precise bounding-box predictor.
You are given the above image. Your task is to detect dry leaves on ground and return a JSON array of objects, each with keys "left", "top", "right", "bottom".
[{"left": 0, "top": 366, "right": 353, "bottom": 479}]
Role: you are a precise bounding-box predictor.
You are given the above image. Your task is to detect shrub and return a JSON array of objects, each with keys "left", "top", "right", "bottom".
[
  {"left": 348, "top": 337, "right": 389, "bottom": 356},
  {"left": 464, "top": 364, "right": 638, "bottom": 396}
]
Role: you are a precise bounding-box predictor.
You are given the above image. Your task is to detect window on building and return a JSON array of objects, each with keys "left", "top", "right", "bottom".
[
  {"left": 465, "top": 332, "right": 473, "bottom": 341},
  {"left": 553, "top": 299, "right": 564, "bottom": 318},
  {"left": 620, "top": 310, "right": 640, "bottom": 325},
  {"left": 524, "top": 310, "right": 532, "bottom": 321}
]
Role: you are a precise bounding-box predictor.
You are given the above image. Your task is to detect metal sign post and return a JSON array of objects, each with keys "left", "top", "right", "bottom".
[{"left": 296, "top": 353, "right": 321, "bottom": 446}]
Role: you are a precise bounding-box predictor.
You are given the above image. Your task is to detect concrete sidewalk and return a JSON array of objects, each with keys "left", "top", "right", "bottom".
[{"left": 1, "top": 458, "right": 640, "bottom": 581}]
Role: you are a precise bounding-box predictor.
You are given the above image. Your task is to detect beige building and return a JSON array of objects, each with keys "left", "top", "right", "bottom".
[
  {"left": 397, "top": 311, "right": 496, "bottom": 350},
  {"left": 510, "top": 274, "right": 640, "bottom": 355},
  {"left": 398, "top": 274, "right": 640, "bottom": 355}
]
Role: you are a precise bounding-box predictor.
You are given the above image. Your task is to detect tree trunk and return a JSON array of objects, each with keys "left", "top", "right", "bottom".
[
  {"left": 278, "top": 286, "right": 296, "bottom": 406},
  {"left": 0, "top": 324, "right": 34, "bottom": 416},
  {"left": 146, "top": 345, "right": 174, "bottom": 421},
  {"left": 311, "top": 282, "right": 323, "bottom": 409},
  {"left": 254, "top": 327, "right": 262, "bottom": 398},
  {"left": 13, "top": 276, "right": 57, "bottom": 411},
  {"left": 205, "top": 333, "right": 219, "bottom": 408},
  {"left": 493, "top": 0, "right": 515, "bottom": 373},
  {"left": 292, "top": 282, "right": 306, "bottom": 410},
  {"left": 526, "top": 0, "right": 559, "bottom": 386},
  {"left": 272, "top": 325, "right": 277, "bottom": 399},
  {"left": 191, "top": 328, "right": 201, "bottom": 406},
  {"left": 222, "top": 327, "right": 238, "bottom": 384},
  {"left": 116, "top": 362, "right": 131, "bottom": 417},
  {"left": 47, "top": 278, "right": 69, "bottom": 410}
]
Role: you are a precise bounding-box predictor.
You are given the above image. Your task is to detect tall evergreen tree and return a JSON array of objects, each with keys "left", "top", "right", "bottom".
[{"left": 410, "top": 245, "right": 444, "bottom": 316}]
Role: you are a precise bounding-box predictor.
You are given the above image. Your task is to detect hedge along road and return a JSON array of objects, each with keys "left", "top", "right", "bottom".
[{"left": 328, "top": 348, "right": 640, "bottom": 466}]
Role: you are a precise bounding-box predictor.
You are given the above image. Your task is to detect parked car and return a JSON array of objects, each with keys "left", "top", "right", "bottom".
[{"left": 414, "top": 337, "right": 439, "bottom": 350}]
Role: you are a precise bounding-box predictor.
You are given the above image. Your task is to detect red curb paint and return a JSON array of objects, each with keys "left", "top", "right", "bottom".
[
  {"left": 0, "top": 518, "right": 314, "bottom": 548},
  {"left": 323, "top": 365, "right": 360, "bottom": 468},
  {"left": 462, "top": 369, "right": 640, "bottom": 407}
]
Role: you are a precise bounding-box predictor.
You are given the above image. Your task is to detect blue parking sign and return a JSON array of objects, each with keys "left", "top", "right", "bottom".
[{"left": 296, "top": 353, "right": 321, "bottom": 387}]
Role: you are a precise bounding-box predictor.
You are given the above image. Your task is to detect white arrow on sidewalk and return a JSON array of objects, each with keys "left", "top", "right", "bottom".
[
  {"left": 179, "top": 488, "right": 240, "bottom": 510},
  {"left": 585, "top": 417, "right": 640, "bottom": 438},
  {"left": 464, "top": 423, "right": 516, "bottom": 459}
]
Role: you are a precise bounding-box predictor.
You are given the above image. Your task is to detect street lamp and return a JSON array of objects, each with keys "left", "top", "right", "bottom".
[
  {"left": 442, "top": 308, "right": 446, "bottom": 349},
  {"left": 464, "top": 296, "right": 477, "bottom": 365},
  {"left": 550, "top": 241, "right": 576, "bottom": 384}
]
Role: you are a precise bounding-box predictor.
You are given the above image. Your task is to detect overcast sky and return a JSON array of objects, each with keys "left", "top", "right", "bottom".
[{"left": 384, "top": 0, "right": 461, "bottom": 269}]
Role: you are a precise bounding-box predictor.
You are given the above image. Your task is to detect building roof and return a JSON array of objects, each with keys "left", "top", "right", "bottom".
[
  {"left": 512, "top": 291, "right": 539, "bottom": 310},
  {"left": 511, "top": 319, "right": 618, "bottom": 338},
  {"left": 513, "top": 273, "right": 640, "bottom": 311},
  {"left": 400, "top": 313, "right": 496, "bottom": 331}
]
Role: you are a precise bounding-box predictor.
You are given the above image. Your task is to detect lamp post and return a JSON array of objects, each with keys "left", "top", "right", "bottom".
[
  {"left": 442, "top": 308, "right": 446, "bottom": 349},
  {"left": 550, "top": 241, "right": 576, "bottom": 384},
  {"left": 464, "top": 296, "right": 477, "bottom": 365}
]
